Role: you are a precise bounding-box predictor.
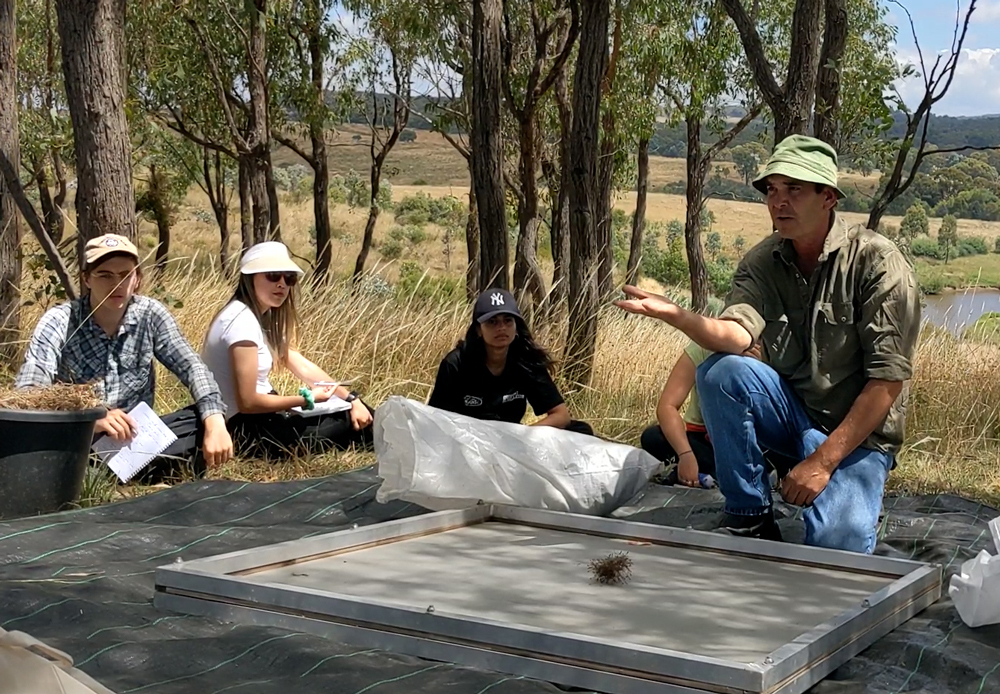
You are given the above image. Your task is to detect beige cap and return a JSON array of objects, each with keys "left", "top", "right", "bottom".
[
  {"left": 84, "top": 234, "right": 140, "bottom": 269},
  {"left": 239, "top": 241, "right": 304, "bottom": 275}
]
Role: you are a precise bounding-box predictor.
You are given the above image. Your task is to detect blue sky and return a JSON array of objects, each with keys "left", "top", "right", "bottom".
[
  {"left": 887, "top": 0, "right": 1000, "bottom": 116},
  {"left": 334, "top": 0, "right": 999, "bottom": 117}
]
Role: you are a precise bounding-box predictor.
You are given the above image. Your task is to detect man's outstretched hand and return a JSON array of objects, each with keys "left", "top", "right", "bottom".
[{"left": 613, "top": 285, "right": 681, "bottom": 321}]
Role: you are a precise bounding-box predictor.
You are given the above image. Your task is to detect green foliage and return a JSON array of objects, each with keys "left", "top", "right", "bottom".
[
  {"left": 330, "top": 170, "right": 393, "bottom": 210},
  {"left": 899, "top": 203, "right": 929, "bottom": 238},
  {"left": 911, "top": 237, "right": 944, "bottom": 259},
  {"left": 394, "top": 193, "right": 465, "bottom": 227},
  {"left": 379, "top": 238, "right": 404, "bottom": 260},
  {"left": 733, "top": 236, "right": 747, "bottom": 256},
  {"left": 707, "top": 256, "right": 735, "bottom": 298},
  {"left": 964, "top": 312, "right": 1000, "bottom": 343},
  {"left": 963, "top": 236, "right": 989, "bottom": 255},
  {"left": 395, "top": 261, "right": 464, "bottom": 303},
  {"left": 639, "top": 222, "right": 688, "bottom": 287},
  {"left": 273, "top": 164, "right": 313, "bottom": 203},
  {"left": 399, "top": 129, "right": 418, "bottom": 143},
  {"left": 918, "top": 272, "right": 946, "bottom": 295},
  {"left": 994, "top": 237, "right": 1000, "bottom": 254},
  {"left": 730, "top": 143, "right": 768, "bottom": 186},
  {"left": 705, "top": 231, "right": 722, "bottom": 260},
  {"left": 938, "top": 215, "right": 959, "bottom": 260}
]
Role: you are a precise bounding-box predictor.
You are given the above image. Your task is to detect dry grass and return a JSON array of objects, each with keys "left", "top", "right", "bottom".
[
  {"left": 8, "top": 138, "right": 1000, "bottom": 509},
  {"left": 0, "top": 382, "right": 103, "bottom": 411}
]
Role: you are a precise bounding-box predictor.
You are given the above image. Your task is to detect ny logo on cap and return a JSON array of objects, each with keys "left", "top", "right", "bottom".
[{"left": 491, "top": 292, "right": 505, "bottom": 306}]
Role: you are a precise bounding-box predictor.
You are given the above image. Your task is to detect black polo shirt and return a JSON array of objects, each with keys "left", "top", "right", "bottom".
[{"left": 428, "top": 346, "right": 564, "bottom": 423}]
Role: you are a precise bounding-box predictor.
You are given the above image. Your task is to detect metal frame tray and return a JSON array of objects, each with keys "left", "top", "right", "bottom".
[{"left": 154, "top": 505, "right": 941, "bottom": 694}]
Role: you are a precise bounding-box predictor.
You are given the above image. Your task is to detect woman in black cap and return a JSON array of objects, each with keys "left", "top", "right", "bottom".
[{"left": 428, "top": 288, "right": 593, "bottom": 435}]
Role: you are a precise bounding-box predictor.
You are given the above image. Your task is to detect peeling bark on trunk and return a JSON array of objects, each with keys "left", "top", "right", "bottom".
[
  {"left": 513, "top": 116, "right": 547, "bottom": 308},
  {"left": 596, "top": 114, "right": 616, "bottom": 298},
  {"left": 548, "top": 67, "right": 573, "bottom": 312},
  {"left": 720, "top": 0, "right": 822, "bottom": 145},
  {"left": 471, "top": 0, "right": 509, "bottom": 290},
  {"left": 265, "top": 148, "right": 280, "bottom": 239},
  {"left": 353, "top": 170, "right": 382, "bottom": 281},
  {"left": 813, "top": 0, "right": 848, "bottom": 145},
  {"left": 0, "top": 0, "right": 21, "bottom": 361},
  {"left": 626, "top": 136, "right": 649, "bottom": 286},
  {"left": 685, "top": 116, "right": 710, "bottom": 314},
  {"left": 564, "top": 0, "right": 609, "bottom": 388},
  {"left": 466, "top": 184, "right": 480, "bottom": 300},
  {"left": 55, "top": 0, "right": 135, "bottom": 274},
  {"left": 238, "top": 155, "right": 253, "bottom": 251},
  {"left": 246, "top": 0, "right": 271, "bottom": 244},
  {"left": 203, "top": 148, "right": 230, "bottom": 273}
]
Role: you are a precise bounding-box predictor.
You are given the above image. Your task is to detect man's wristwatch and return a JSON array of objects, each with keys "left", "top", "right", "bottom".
[{"left": 345, "top": 391, "right": 359, "bottom": 404}]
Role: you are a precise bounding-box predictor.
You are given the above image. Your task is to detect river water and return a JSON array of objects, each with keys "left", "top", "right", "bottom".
[{"left": 921, "top": 288, "right": 1000, "bottom": 336}]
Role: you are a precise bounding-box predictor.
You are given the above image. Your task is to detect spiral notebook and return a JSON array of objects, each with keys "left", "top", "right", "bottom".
[{"left": 92, "top": 402, "right": 178, "bottom": 483}]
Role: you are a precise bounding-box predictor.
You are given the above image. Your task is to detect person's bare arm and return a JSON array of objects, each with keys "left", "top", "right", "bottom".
[
  {"left": 655, "top": 353, "right": 701, "bottom": 486},
  {"left": 531, "top": 403, "right": 572, "bottom": 429},
  {"left": 284, "top": 349, "right": 372, "bottom": 429},
  {"left": 230, "top": 343, "right": 316, "bottom": 413},
  {"left": 780, "top": 380, "right": 902, "bottom": 506},
  {"left": 615, "top": 286, "right": 753, "bottom": 354}
]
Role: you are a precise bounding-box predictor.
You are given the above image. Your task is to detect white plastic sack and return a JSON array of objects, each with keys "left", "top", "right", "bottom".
[
  {"left": 373, "top": 396, "right": 662, "bottom": 516},
  {"left": 949, "top": 516, "right": 1000, "bottom": 628},
  {"left": 0, "top": 627, "right": 117, "bottom": 694}
]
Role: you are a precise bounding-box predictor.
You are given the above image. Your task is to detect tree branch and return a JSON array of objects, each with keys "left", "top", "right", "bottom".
[
  {"left": 705, "top": 103, "right": 765, "bottom": 162},
  {"left": 273, "top": 132, "right": 314, "bottom": 165},
  {"left": 718, "top": 0, "right": 783, "bottom": 110},
  {"left": 157, "top": 108, "right": 238, "bottom": 159},
  {"left": 0, "top": 149, "right": 77, "bottom": 300},
  {"left": 180, "top": 12, "right": 250, "bottom": 152}
]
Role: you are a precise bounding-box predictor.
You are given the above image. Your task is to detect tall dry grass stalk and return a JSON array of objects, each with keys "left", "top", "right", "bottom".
[{"left": 6, "top": 191, "right": 1000, "bottom": 505}]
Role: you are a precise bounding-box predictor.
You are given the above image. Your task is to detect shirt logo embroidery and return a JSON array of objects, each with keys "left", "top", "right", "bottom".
[
  {"left": 464, "top": 395, "right": 483, "bottom": 407},
  {"left": 491, "top": 293, "right": 504, "bottom": 306},
  {"left": 502, "top": 392, "right": 524, "bottom": 403}
]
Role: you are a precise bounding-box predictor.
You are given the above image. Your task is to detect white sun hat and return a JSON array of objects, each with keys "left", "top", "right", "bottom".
[{"left": 239, "top": 241, "right": 304, "bottom": 275}]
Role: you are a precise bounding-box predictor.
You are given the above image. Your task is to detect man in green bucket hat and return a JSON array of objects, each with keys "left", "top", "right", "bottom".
[{"left": 616, "top": 134, "right": 920, "bottom": 554}]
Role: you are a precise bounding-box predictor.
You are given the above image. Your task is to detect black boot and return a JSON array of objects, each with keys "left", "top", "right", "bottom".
[{"left": 716, "top": 509, "right": 783, "bottom": 542}]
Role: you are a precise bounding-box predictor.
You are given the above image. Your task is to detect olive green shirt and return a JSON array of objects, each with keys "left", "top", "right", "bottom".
[{"left": 719, "top": 214, "right": 920, "bottom": 454}]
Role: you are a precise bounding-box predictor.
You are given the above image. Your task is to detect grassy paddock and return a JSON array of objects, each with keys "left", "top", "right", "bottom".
[
  {"left": 12, "top": 256, "right": 999, "bottom": 509},
  {"left": 8, "top": 165, "right": 1000, "bottom": 508}
]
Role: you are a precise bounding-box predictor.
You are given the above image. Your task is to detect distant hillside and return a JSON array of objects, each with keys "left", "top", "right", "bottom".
[{"left": 327, "top": 92, "right": 1000, "bottom": 156}]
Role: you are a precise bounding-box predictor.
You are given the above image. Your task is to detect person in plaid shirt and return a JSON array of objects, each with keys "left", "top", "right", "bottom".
[{"left": 16, "top": 234, "right": 233, "bottom": 482}]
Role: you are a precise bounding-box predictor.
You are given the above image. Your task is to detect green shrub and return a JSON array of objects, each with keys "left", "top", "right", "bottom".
[
  {"left": 918, "top": 273, "right": 946, "bottom": 294},
  {"left": 963, "top": 235, "right": 989, "bottom": 255},
  {"left": 396, "top": 260, "right": 464, "bottom": 302},
  {"left": 911, "top": 236, "right": 943, "bottom": 259},
  {"left": 379, "top": 238, "right": 404, "bottom": 260},
  {"left": 707, "top": 257, "right": 734, "bottom": 298}
]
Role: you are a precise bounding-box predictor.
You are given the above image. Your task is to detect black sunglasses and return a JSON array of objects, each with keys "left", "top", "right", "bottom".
[{"left": 263, "top": 272, "right": 298, "bottom": 286}]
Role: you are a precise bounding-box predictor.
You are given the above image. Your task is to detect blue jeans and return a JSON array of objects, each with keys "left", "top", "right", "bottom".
[{"left": 696, "top": 354, "right": 892, "bottom": 554}]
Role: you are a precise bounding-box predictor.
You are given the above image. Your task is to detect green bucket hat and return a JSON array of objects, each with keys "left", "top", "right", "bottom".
[{"left": 752, "top": 135, "right": 844, "bottom": 199}]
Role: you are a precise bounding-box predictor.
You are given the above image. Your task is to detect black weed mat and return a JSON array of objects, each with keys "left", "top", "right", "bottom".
[{"left": 2, "top": 466, "right": 999, "bottom": 694}]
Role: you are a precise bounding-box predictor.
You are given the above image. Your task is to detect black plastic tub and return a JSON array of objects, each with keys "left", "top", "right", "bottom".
[{"left": 0, "top": 407, "right": 106, "bottom": 519}]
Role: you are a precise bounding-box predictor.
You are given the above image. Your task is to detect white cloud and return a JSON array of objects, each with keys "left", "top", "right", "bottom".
[
  {"left": 894, "top": 47, "right": 1000, "bottom": 116},
  {"left": 977, "top": 2, "right": 1000, "bottom": 23}
]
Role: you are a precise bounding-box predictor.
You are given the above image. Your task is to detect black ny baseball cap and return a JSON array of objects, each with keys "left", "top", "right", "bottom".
[{"left": 473, "top": 288, "right": 522, "bottom": 323}]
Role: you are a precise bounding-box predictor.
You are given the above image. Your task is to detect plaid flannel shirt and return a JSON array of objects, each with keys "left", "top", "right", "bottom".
[{"left": 15, "top": 295, "right": 226, "bottom": 420}]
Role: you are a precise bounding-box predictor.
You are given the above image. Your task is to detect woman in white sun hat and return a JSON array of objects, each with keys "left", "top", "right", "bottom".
[{"left": 201, "top": 241, "right": 373, "bottom": 458}]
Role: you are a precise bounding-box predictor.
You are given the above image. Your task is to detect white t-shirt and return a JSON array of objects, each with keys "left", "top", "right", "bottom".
[{"left": 202, "top": 300, "right": 274, "bottom": 419}]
